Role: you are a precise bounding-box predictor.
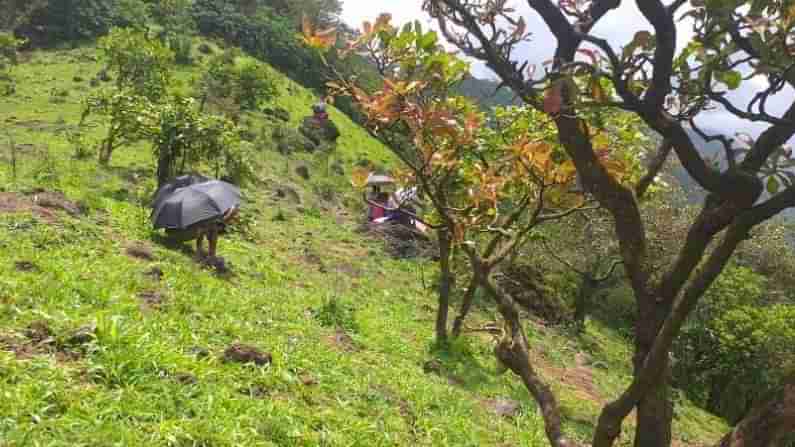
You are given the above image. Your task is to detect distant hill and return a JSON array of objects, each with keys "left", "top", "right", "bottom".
[{"left": 455, "top": 76, "right": 522, "bottom": 109}]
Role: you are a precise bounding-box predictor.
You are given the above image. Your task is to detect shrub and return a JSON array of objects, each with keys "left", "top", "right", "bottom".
[
  {"left": 168, "top": 34, "right": 193, "bottom": 65},
  {"left": 198, "top": 51, "right": 278, "bottom": 112},
  {"left": 315, "top": 296, "right": 358, "bottom": 333},
  {"left": 191, "top": 0, "right": 325, "bottom": 90},
  {"left": 98, "top": 27, "right": 175, "bottom": 100},
  {"left": 670, "top": 265, "right": 795, "bottom": 422},
  {"left": 0, "top": 33, "right": 24, "bottom": 96},
  {"left": 16, "top": 0, "right": 149, "bottom": 47}
]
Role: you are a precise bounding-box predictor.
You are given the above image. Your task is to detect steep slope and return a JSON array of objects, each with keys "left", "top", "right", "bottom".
[{"left": 0, "top": 45, "right": 729, "bottom": 446}]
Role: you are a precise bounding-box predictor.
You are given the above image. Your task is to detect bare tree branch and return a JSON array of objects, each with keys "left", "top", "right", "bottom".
[{"left": 636, "top": 140, "right": 674, "bottom": 199}]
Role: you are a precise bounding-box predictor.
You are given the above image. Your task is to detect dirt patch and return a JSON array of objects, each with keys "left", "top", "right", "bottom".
[
  {"left": 274, "top": 186, "right": 301, "bottom": 204},
  {"left": 25, "top": 320, "right": 54, "bottom": 343},
  {"left": 30, "top": 191, "right": 84, "bottom": 217},
  {"left": 0, "top": 192, "right": 58, "bottom": 222},
  {"left": 64, "top": 324, "right": 97, "bottom": 347},
  {"left": 357, "top": 222, "right": 437, "bottom": 259},
  {"left": 335, "top": 262, "right": 361, "bottom": 278},
  {"left": 532, "top": 351, "right": 604, "bottom": 406},
  {"left": 299, "top": 372, "right": 318, "bottom": 386},
  {"left": 302, "top": 246, "right": 326, "bottom": 272},
  {"left": 325, "top": 329, "right": 359, "bottom": 353},
  {"left": 138, "top": 290, "right": 166, "bottom": 311},
  {"left": 482, "top": 398, "right": 522, "bottom": 418},
  {"left": 171, "top": 372, "right": 198, "bottom": 385},
  {"left": 222, "top": 343, "right": 272, "bottom": 366},
  {"left": 0, "top": 321, "right": 86, "bottom": 362},
  {"left": 14, "top": 260, "right": 39, "bottom": 273},
  {"left": 188, "top": 346, "right": 210, "bottom": 359},
  {"left": 126, "top": 243, "right": 155, "bottom": 261},
  {"left": 239, "top": 384, "right": 270, "bottom": 399}
]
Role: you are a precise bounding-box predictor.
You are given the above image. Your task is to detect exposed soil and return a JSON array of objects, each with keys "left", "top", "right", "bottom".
[
  {"left": 0, "top": 192, "right": 58, "bottom": 222},
  {"left": 14, "top": 260, "right": 40, "bottom": 272},
  {"left": 138, "top": 290, "right": 166, "bottom": 311},
  {"left": 299, "top": 372, "right": 318, "bottom": 386},
  {"left": 171, "top": 372, "right": 198, "bottom": 385},
  {"left": 0, "top": 321, "right": 86, "bottom": 362},
  {"left": 29, "top": 190, "right": 84, "bottom": 217},
  {"left": 125, "top": 243, "right": 155, "bottom": 261},
  {"left": 239, "top": 384, "right": 270, "bottom": 399},
  {"left": 335, "top": 262, "right": 361, "bottom": 278},
  {"left": 325, "top": 329, "right": 359, "bottom": 353},
  {"left": 481, "top": 398, "right": 522, "bottom": 418},
  {"left": 357, "top": 221, "right": 437, "bottom": 259},
  {"left": 222, "top": 343, "right": 272, "bottom": 366}
]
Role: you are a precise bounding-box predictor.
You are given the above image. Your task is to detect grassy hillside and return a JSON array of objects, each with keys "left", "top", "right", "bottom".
[{"left": 0, "top": 44, "right": 728, "bottom": 446}]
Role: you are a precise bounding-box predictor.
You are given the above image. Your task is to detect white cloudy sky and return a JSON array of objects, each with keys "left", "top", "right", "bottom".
[{"left": 340, "top": 0, "right": 793, "bottom": 140}]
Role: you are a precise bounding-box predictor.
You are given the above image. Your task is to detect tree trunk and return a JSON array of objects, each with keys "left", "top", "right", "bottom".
[
  {"left": 157, "top": 149, "right": 175, "bottom": 189},
  {"left": 435, "top": 230, "right": 453, "bottom": 344},
  {"left": 573, "top": 276, "right": 596, "bottom": 331},
  {"left": 716, "top": 377, "right": 795, "bottom": 447},
  {"left": 475, "top": 265, "right": 576, "bottom": 447},
  {"left": 99, "top": 130, "right": 115, "bottom": 165},
  {"left": 634, "top": 374, "right": 673, "bottom": 447},
  {"left": 452, "top": 278, "right": 477, "bottom": 337},
  {"left": 633, "top": 303, "right": 673, "bottom": 447}
]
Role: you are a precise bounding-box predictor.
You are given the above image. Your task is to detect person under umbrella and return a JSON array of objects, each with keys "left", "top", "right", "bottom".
[
  {"left": 151, "top": 180, "right": 241, "bottom": 261},
  {"left": 151, "top": 174, "right": 210, "bottom": 209}
]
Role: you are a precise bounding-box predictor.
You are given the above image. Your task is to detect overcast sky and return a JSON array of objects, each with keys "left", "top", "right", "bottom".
[{"left": 340, "top": 0, "right": 793, "bottom": 142}]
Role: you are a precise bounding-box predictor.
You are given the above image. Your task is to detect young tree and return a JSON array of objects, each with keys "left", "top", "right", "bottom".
[
  {"left": 0, "top": 32, "right": 24, "bottom": 96},
  {"left": 88, "top": 27, "right": 174, "bottom": 164},
  {"left": 329, "top": 17, "right": 476, "bottom": 343},
  {"left": 324, "top": 15, "right": 643, "bottom": 358},
  {"left": 82, "top": 92, "right": 251, "bottom": 188},
  {"left": 422, "top": 0, "right": 795, "bottom": 446},
  {"left": 99, "top": 27, "right": 175, "bottom": 100}
]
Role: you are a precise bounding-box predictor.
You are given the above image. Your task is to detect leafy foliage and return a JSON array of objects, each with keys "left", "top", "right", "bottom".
[
  {"left": 98, "top": 27, "right": 174, "bottom": 100},
  {"left": 198, "top": 50, "right": 279, "bottom": 112},
  {"left": 17, "top": 0, "right": 149, "bottom": 47},
  {"left": 0, "top": 0, "right": 48, "bottom": 31},
  {"left": 191, "top": 0, "right": 324, "bottom": 89},
  {"left": 151, "top": 0, "right": 196, "bottom": 65},
  {"left": 0, "top": 32, "right": 24, "bottom": 95},
  {"left": 674, "top": 264, "right": 795, "bottom": 422},
  {"left": 151, "top": 96, "right": 254, "bottom": 187}
]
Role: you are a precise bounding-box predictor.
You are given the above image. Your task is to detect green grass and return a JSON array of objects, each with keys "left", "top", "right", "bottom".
[{"left": 0, "top": 44, "right": 728, "bottom": 446}]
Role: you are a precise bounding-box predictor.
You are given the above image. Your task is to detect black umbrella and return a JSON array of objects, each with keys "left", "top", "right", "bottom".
[
  {"left": 151, "top": 180, "right": 241, "bottom": 230},
  {"left": 151, "top": 174, "right": 211, "bottom": 209}
]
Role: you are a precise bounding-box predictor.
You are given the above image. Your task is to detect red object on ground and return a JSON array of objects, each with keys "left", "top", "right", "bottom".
[{"left": 369, "top": 204, "right": 385, "bottom": 220}]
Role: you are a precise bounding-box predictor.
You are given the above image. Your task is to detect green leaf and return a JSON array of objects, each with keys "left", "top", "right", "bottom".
[
  {"left": 767, "top": 176, "right": 780, "bottom": 194},
  {"left": 720, "top": 70, "right": 742, "bottom": 90},
  {"left": 417, "top": 31, "right": 438, "bottom": 51}
]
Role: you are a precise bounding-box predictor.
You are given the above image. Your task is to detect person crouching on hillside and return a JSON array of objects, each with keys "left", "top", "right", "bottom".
[{"left": 167, "top": 206, "right": 240, "bottom": 262}]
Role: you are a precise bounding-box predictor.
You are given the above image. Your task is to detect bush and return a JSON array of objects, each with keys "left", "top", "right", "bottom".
[
  {"left": 315, "top": 296, "right": 358, "bottom": 333},
  {"left": 16, "top": 0, "right": 149, "bottom": 47},
  {"left": 192, "top": 0, "right": 325, "bottom": 90},
  {"left": 198, "top": 51, "right": 278, "bottom": 112},
  {"left": 671, "top": 265, "right": 795, "bottom": 422},
  {"left": 168, "top": 34, "right": 193, "bottom": 65},
  {"left": 99, "top": 27, "right": 175, "bottom": 99},
  {"left": 0, "top": 32, "right": 24, "bottom": 96}
]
